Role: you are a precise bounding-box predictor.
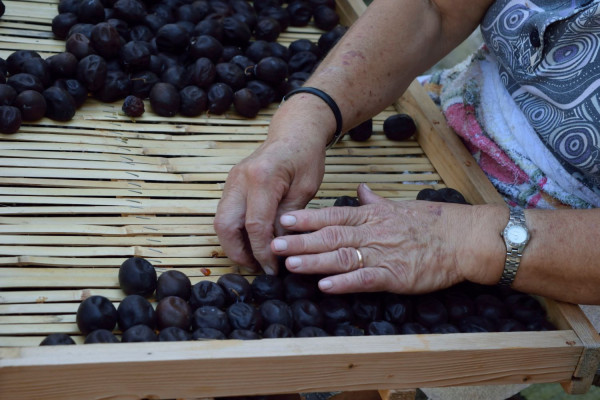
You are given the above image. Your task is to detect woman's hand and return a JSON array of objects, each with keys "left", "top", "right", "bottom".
[{"left": 271, "top": 184, "right": 507, "bottom": 294}]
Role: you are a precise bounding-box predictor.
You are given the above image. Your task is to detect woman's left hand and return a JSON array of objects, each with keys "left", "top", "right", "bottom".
[{"left": 271, "top": 183, "right": 506, "bottom": 294}]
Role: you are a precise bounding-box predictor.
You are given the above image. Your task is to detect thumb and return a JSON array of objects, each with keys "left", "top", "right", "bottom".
[{"left": 358, "top": 183, "right": 385, "bottom": 205}]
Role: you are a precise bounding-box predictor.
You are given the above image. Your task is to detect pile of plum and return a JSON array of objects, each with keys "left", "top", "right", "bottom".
[
  {"left": 0, "top": 0, "right": 348, "bottom": 133},
  {"left": 40, "top": 253, "right": 554, "bottom": 345}
]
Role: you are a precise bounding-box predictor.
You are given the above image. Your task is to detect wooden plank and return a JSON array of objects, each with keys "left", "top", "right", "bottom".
[
  {"left": 0, "top": 256, "right": 234, "bottom": 267},
  {"left": 0, "top": 235, "right": 221, "bottom": 246},
  {"left": 0, "top": 332, "right": 584, "bottom": 399}
]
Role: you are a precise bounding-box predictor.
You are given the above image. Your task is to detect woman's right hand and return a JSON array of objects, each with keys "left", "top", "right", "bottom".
[{"left": 214, "top": 95, "right": 334, "bottom": 275}]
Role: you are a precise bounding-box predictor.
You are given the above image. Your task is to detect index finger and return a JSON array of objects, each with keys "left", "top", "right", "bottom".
[{"left": 280, "top": 205, "right": 369, "bottom": 232}]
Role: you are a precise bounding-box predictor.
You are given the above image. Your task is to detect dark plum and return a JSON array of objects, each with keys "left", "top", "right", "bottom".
[
  {"left": 437, "top": 188, "right": 469, "bottom": 204},
  {"left": 308, "top": 0, "right": 336, "bottom": 9},
  {"left": 230, "top": 54, "right": 254, "bottom": 73},
  {"left": 189, "top": 280, "right": 226, "bottom": 310},
  {"left": 193, "top": 18, "right": 224, "bottom": 42},
  {"left": 161, "top": 65, "right": 189, "bottom": 89},
  {"left": 91, "top": 22, "right": 122, "bottom": 59},
  {"left": 93, "top": 69, "right": 131, "bottom": 102},
  {"left": 291, "top": 299, "right": 324, "bottom": 332},
  {"left": 263, "top": 323, "right": 294, "bottom": 338},
  {"left": 129, "top": 25, "right": 154, "bottom": 42},
  {"left": 259, "top": 299, "right": 293, "bottom": 329},
  {"left": 207, "top": 82, "right": 233, "bottom": 114},
  {"left": 188, "top": 57, "right": 216, "bottom": 88},
  {"left": 221, "top": 17, "right": 252, "bottom": 47},
  {"left": 68, "top": 23, "right": 95, "bottom": 39},
  {"left": 192, "top": 305, "right": 231, "bottom": 334},
  {"left": 245, "top": 40, "right": 272, "bottom": 63},
  {"left": 217, "top": 273, "right": 252, "bottom": 304},
  {"left": 14, "top": 90, "right": 46, "bottom": 121},
  {"left": 179, "top": 85, "right": 208, "bottom": 116},
  {"left": 22, "top": 59, "right": 48, "bottom": 87},
  {"left": 333, "top": 324, "right": 364, "bottom": 336},
  {"left": 122, "top": 95, "right": 145, "bottom": 117},
  {"left": 319, "top": 296, "right": 353, "bottom": 332},
  {"left": 259, "top": 6, "right": 289, "bottom": 31},
  {"left": 254, "top": 17, "right": 281, "bottom": 42},
  {"left": 399, "top": 322, "right": 429, "bottom": 335},
  {"left": 149, "top": 82, "right": 180, "bottom": 117},
  {"left": 0, "top": 84, "right": 17, "bottom": 106},
  {"left": 66, "top": 33, "right": 95, "bottom": 60},
  {"left": 77, "top": 0, "right": 105, "bottom": 24},
  {"left": 216, "top": 62, "right": 246, "bottom": 90},
  {"left": 383, "top": 113, "right": 417, "bottom": 141},
  {"left": 251, "top": 274, "right": 284, "bottom": 303},
  {"left": 383, "top": 293, "right": 413, "bottom": 325},
  {"left": 227, "top": 302, "right": 262, "bottom": 332},
  {"left": 352, "top": 293, "right": 382, "bottom": 326},
  {"left": 268, "top": 42, "right": 289, "bottom": 62},
  {"left": 253, "top": 0, "right": 281, "bottom": 14},
  {"left": 283, "top": 273, "right": 319, "bottom": 302},
  {"left": 118, "top": 257, "right": 157, "bottom": 297},
  {"left": 144, "top": 13, "right": 167, "bottom": 34},
  {"left": 121, "top": 324, "right": 158, "bottom": 342},
  {"left": 42, "top": 86, "right": 77, "bottom": 121},
  {"left": 475, "top": 294, "right": 508, "bottom": 320},
  {"left": 6, "top": 50, "right": 42, "bottom": 76},
  {"left": 287, "top": 1, "right": 312, "bottom": 27},
  {"left": 107, "top": 18, "right": 130, "bottom": 40},
  {"left": 52, "top": 13, "right": 79, "bottom": 40},
  {"left": 54, "top": 79, "right": 88, "bottom": 108},
  {"left": 130, "top": 71, "right": 159, "bottom": 98},
  {"left": 443, "top": 290, "right": 474, "bottom": 322},
  {"left": 76, "top": 295, "right": 118, "bottom": 335},
  {"left": 189, "top": 35, "right": 224, "bottom": 62},
  {"left": 416, "top": 188, "right": 444, "bottom": 202},
  {"left": 209, "top": 0, "right": 232, "bottom": 16},
  {"left": 458, "top": 315, "right": 496, "bottom": 333},
  {"left": 497, "top": 319, "right": 526, "bottom": 332},
  {"left": 246, "top": 80, "right": 276, "bottom": 108},
  {"left": 176, "top": 20, "right": 195, "bottom": 35},
  {"left": 366, "top": 320, "right": 398, "bottom": 335},
  {"left": 192, "top": 327, "right": 227, "bottom": 340},
  {"left": 59, "top": 0, "right": 80, "bottom": 14},
  {"left": 120, "top": 41, "right": 151, "bottom": 71},
  {"left": 313, "top": 5, "right": 339, "bottom": 31},
  {"left": 221, "top": 45, "right": 243, "bottom": 61},
  {"left": 317, "top": 25, "right": 347, "bottom": 57},
  {"left": 253, "top": 56, "right": 287, "bottom": 86},
  {"left": 47, "top": 52, "right": 79, "bottom": 79},
  {"left": 156, "top": 296, "right": 192, "bottom": 330},
  {"left": 77, "top": 54, "right": 107, "bottom": 91},
  {"left": 113, "top": 0, "right": 147, "bottom": 24},
  {"left": 176, "top": 3, "right": 205, "bottom": 24},
  {"left": 431, "top": 323, "right": 460, "bottom": 334},
  {"left": 333, "top": 195, "right": 359, "bottom": 207},
  {"left": 415, "top": 295, "right": 448, "bottom": 328},
  {"left": 156, "top": 23, "right": 190, "bottom": 53},
  {"left": 84, "top": 329, "right": 120, "bottom": 343},
  {"left": 296, "top": 326, "right": 328, "bottom": 337},
  {"left": 505, "top": 294, "right": 546, "bottom": 323},
  {"left": 229, "top": 329, "right": 260, "bottom": 340},
  {"left": 525, "top": 317, "right": 556, "bottom": 331},
  {"left": 156, "top": 270, "right": 191, "bottom": 301},
  {"left": 7, "top": 73, "right": 44, "bottom": 94},
  {"left": 117, "top": 294, "right": 156, "bottom": 331},
  {"left": 288, "top": 51, "right": 317, "bottom": 74},
  {"left": 40, "top": 333, "right": 76, "bottom": 346},
  {"left": 348, "top": 119, "right": 373, "bottom": 142},
  {"left": 289, "top": 39, "right": 319, "bottom": 57},
  {"left": 233, "top": 88, "right": 261, "bottom": 118},
  {"left": 159, "top": 326, "right": 192, "bottom": 341}
]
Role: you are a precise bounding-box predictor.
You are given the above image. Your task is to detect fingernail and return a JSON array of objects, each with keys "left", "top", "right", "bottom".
[
  {"left": 362, "top": 183, "right": 372, "bottom": 192},
  {"left": 262, "top": 265, "right": 274, "bottom": 275},
  {"left": 319, "top": 279, "right": 333, "bottom": 290},
  {"left": 280, "top": 215, "right": 296, "bottom": 226},
  {"left": 287, "top": 256, "right": 302, "bottom": 270},
  {"left": 272, "top": 238, "right": 288, "bottom": 251}
]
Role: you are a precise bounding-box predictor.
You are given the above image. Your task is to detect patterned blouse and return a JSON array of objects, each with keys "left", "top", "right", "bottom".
[{"left": 481, "top": 0, "right": 600, "bottom": 197}]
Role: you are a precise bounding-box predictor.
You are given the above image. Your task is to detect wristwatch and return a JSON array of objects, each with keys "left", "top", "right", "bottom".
[{"left": 499, "top": 209, "right": 530, "bottom": 286}]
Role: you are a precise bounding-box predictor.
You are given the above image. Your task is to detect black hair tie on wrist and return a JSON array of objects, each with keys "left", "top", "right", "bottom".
[{"left": 282, "top": 87, "right": 344, "bottom": 150}]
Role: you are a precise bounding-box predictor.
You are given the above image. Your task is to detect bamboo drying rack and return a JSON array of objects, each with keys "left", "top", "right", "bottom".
[{"left": 1, "top": 0, "right": 599, "bottom": 399}]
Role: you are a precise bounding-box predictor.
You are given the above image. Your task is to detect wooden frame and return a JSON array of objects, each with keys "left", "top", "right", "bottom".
[{"left": 1, "top": 0, "right": 599, "bottom": 399}]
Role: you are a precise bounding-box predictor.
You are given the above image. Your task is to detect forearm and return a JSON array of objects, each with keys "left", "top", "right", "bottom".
[{"left": 464, "top": 206, "right": 600, "bottom": 305}]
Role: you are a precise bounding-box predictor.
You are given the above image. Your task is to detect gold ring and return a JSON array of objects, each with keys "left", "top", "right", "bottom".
[{"left": 356, "top": 248, "right": 364, "bottom": 269}]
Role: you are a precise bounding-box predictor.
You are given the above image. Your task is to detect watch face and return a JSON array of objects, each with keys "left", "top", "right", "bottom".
[{"left": 507, "top": 225, "right": 528, "bottom": 245}]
